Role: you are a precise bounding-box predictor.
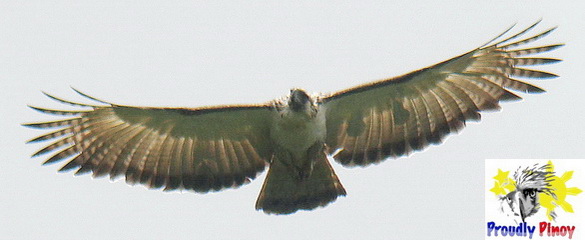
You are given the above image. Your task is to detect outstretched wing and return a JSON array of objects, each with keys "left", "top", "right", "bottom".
[
  {"left": 323, "top": 21, "right": 563, "bottom": 166},
  {"left": 24, "top": 89, "right": 274, "bottom": 192}
]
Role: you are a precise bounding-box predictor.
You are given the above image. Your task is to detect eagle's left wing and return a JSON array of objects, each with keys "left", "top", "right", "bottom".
[
  {"left": 24, "top": 90, "right": 274, "bottom": 192},
  {"left": 322, "top": 22, "right": 562, "bottom": 166}
]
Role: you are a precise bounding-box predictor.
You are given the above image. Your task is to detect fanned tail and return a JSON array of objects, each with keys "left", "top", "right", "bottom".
[{"left": 255, "top": 149, "right": 346, "bottom": 214}]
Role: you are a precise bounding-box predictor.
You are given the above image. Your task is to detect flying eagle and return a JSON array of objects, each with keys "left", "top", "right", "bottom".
[{"left": 24, "top": 21, "right": 562, "bottom": 214}]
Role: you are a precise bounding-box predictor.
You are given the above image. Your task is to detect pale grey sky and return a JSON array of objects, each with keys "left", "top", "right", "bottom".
[{"left": 1, "top": 1, "right": 584, "bottom": 240}]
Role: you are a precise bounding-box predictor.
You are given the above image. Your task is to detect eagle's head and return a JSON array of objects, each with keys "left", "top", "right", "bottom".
[
  {"left": 499, "top": 164, "right": 555, "bottom": 223},
  {"left": 288, "top": 88, "right": 316, "bottom": 114}
]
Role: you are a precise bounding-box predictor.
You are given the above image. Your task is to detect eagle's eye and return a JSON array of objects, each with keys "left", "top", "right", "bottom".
[{"left": 523, "top": 189, "right": 537, "bottom": 199}]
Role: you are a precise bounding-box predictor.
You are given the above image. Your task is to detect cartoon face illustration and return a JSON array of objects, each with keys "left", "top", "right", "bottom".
[
  {"left": 501, "top": 187, "right": 541, "bottom": 222},
  {"left": 498, "top": 164, "right": 555, "bottom": 223}
]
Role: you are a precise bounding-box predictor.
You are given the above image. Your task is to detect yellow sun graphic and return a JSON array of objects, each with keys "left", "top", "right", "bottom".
[
  {"left": 539, "top": 160, "right": 583, "bottom": 221},
  {"left": 490, "top": 160, "right": 582, "bottom": 221}
]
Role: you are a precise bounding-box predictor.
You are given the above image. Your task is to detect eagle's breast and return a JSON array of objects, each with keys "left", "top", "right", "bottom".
[{"left": 270, "top": 104, "right": 327, "bottom": 158}]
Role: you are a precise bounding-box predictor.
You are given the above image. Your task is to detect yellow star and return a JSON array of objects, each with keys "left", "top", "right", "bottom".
[
  {"left": 490, "top": 169, "right": 514, "bottom": 196},
  {"left": 490, "top": 181, "right": 507, "bottom": 195},
  {"left": 493, "top": 169, "right": 510, "bottom": 182}
]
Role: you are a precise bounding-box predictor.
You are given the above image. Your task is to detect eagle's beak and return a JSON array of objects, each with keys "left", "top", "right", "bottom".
[
  {"left": 508, "top": 191, "right": 525, "bottom": 223},
  {"left": 519, "top": 197, "right": 527, "bottom": 222}
]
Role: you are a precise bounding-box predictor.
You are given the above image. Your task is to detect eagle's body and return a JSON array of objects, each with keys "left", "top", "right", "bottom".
[
  {"left": 259, "top": 89, "right": 345, "bottom": 213},
  {"left": 25, "top": 21, "right": 562, "bottom": 214}
]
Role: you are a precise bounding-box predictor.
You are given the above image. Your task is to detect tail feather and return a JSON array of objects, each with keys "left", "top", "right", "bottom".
[{"left": 255, "top": 151, "right": 346, "bottom": 214}]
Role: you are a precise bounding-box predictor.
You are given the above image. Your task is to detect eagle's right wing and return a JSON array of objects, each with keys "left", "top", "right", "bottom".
[
  {"left": 322, "top": 21, "right": 562, "bottom": 167},
  {"left": 24, "top": 90, "right": 274, "bottom": 192}
]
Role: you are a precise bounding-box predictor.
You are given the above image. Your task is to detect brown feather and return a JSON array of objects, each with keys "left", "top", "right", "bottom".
[{"left": 324, "top": 22, "right": 562, "bottom": 166}]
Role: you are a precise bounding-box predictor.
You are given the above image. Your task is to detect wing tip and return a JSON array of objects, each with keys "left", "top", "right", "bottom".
[
  {"left": 41, "top": 91, "right": 101, "bottom": 108},
  {"left": 21, "top": 121, "right": 40, "bottom": 129},
  {"left": 485, "top": 19, "right": 560, "bottom": 50},
  {"left": 70, "top": 86, "right": 114, "bottom": 105}
]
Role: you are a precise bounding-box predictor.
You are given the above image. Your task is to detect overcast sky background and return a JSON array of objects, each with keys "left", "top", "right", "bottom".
[{"left": 1, "top": 1, "right": 584, "bottom": 240}]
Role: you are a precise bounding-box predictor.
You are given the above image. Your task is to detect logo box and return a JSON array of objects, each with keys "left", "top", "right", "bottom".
[{"left": 485, "top": 159, "right": 584, "bottom": 239}]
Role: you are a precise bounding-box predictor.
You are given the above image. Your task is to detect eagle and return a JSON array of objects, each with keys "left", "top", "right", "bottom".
[{"left": 24, "top": 21, "right": 562, "bottom": 214}]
